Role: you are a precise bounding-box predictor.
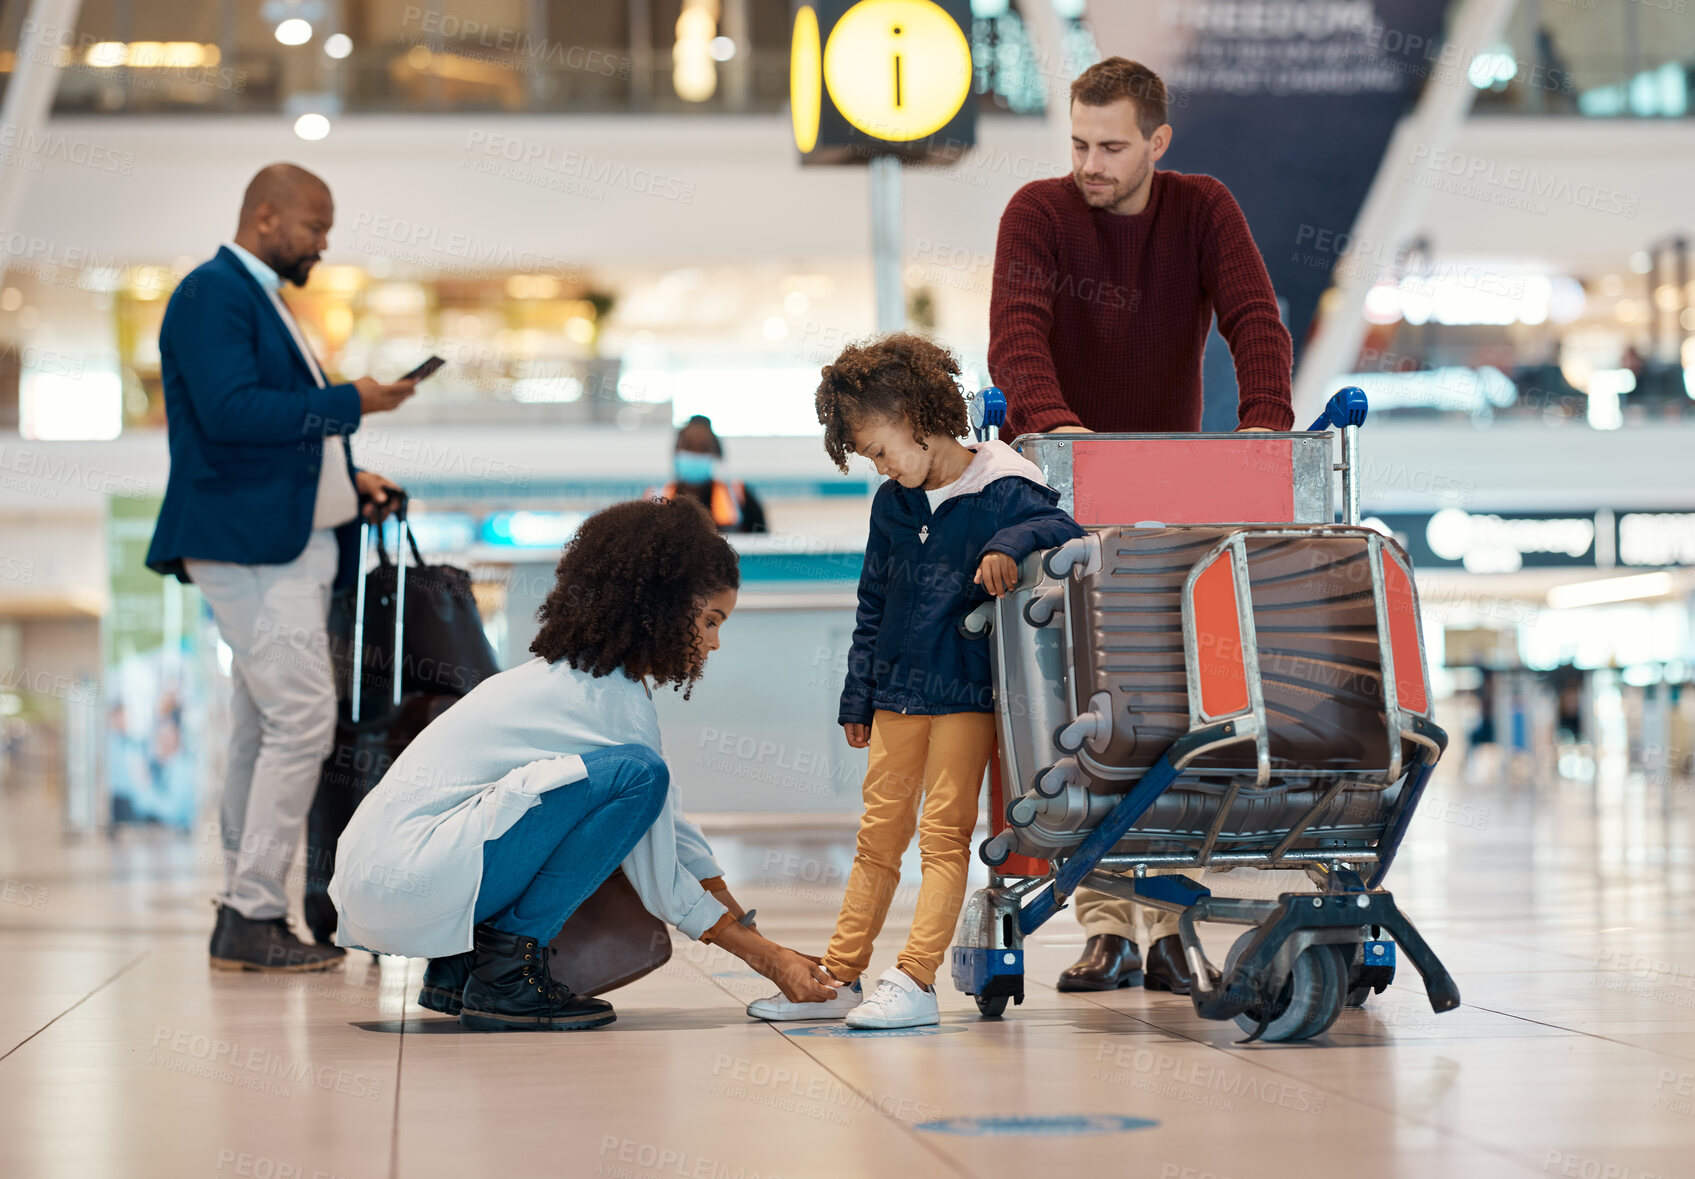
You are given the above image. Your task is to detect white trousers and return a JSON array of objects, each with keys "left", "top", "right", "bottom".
[{"left": 186, "top": 531, "right": 338, "bottom": 919}]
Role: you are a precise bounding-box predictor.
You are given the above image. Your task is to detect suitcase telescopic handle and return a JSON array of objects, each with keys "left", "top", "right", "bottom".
[
  {"left": 351, "top": 520, "right": 370, "bottom": 724},
  {"left": 348, "top": 496, "right": 411, "bottom": 723},
  {"left": 1307, "top": 387, "right": 1369, "bottom": 526},
  {"left": 389, "top": 498, "right": 408, "bottom": 711}
]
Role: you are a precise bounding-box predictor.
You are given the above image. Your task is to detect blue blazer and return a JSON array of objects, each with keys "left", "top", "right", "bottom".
[{"left": 146, "top": 247, "right": 364, "bottom": 584}]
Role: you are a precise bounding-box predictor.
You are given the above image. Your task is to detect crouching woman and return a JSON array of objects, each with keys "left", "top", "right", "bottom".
[{"left": 329, "top": 497, "right": 837, "bottom": 1031}]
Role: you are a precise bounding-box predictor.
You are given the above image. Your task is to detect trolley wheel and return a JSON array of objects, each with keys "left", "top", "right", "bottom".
[
  {"left": 975, "top": 993, "right": 1009, "bottom": 1018},
  {"left": 1225, "top": 932, "right": 1348, "bottom": 1043},
  {"left": 1345, "top": 984, "right": 1373, "bottom": 1008}
]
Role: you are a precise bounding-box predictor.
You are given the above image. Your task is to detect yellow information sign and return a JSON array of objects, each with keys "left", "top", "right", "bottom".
[{"left": 789, "top": 0, "right": 976, "bottom": 165}]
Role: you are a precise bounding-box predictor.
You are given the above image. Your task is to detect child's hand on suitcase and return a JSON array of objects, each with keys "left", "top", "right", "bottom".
[
  {"left": 975, "top": 552, "right": 1018, "bottom": 597},
  {"left": 842, "top": 723, "right": 870, "bottom": 749}
]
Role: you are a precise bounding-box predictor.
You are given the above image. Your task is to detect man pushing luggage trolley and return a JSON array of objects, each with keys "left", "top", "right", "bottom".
[{"left": 987, "top": 56, "right": 1295, "bottom": 993}]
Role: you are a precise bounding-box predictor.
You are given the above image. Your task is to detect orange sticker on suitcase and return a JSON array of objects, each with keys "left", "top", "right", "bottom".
[
  {"left": 1382, "top": 554, "right": 1428, "bottom": 714},
  {"left": 1191, "top": 556, "right": 1249, "bottom": 717}
]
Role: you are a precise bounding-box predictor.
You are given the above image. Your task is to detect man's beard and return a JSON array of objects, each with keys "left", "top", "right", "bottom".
[
  {"left": 1073, "top": 153, "right": 1152, "bottom": 212},
  {"left": 277, "top": 254, "right": 318, "bottom": 286}
]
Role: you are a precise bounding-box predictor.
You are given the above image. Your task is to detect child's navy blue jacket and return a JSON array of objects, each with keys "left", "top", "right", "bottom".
[{"left": 839, "top": 441, "right": 1085, "bottom": 725}]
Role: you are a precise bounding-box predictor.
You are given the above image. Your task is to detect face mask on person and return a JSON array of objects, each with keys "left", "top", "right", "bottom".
[{"left": 675, "top": 451, "right": 719, "bottom": 484}]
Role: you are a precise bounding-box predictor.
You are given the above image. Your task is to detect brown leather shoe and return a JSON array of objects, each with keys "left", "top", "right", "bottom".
[
  {"left": 1142, "top": 934, "right": 1220, "bottom": 995},
  {"left": 1057, "top": 934, "right": 1143, "bottom": 991}
]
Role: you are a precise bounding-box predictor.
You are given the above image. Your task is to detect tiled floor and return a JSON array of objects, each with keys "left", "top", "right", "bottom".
[{"left": 2, "top": 759, "right": 1693, "bottom": 1179}]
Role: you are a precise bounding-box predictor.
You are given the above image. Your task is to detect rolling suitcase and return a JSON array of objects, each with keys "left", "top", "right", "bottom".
[
  {"left": 1056, "top": 524, "right": 1414, "bottom": 781},
  {"left": 1024, "top": 523, "right": 1427, "bottom": 860},
  {"left": 304, "top": 512, "right": 461, "bottom": 943}
]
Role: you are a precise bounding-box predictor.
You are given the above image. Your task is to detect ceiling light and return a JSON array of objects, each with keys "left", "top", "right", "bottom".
[
  {"left": 324, "top": 33, "right": 352, "bottom": 59},
  {"left": 1546, "top": 571, "right": 1675, "bottom": 610},
  {"left": 275, "top": 19, "right": 313, "bottom": 46}
]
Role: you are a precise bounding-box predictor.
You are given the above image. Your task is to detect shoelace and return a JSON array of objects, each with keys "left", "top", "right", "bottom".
[
  {"left": 532, "top": 944, "right": 574, "bottom": 1004},
  {"left": 865, "top": 981, "right": 904, "bottom": 1008}
]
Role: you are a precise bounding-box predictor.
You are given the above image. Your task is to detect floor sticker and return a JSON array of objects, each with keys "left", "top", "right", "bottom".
[
  {"left": 916, "top": 1114, "right": 1159, "bottom": 1136},
  {"left": 778, "top": 1024, "right": 967, "bottom": 1038}
]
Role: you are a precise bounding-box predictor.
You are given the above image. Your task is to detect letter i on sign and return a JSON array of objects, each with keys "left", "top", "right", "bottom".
[{"left": 892, "top": 26, "right": 902, "bottom": 108}]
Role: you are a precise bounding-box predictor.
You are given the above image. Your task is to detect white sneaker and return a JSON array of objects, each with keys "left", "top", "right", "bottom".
[
  {"left": 746, "top": 978, "right": 862, "bottom": 1022},
  {"left": 844, "top": 968, "right": 939, "bottom": 1029}
]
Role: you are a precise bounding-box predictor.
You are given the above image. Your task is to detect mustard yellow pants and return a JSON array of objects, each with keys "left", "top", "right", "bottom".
[{"left": 823, "top": 710, "right": 995, "bottom": 987}]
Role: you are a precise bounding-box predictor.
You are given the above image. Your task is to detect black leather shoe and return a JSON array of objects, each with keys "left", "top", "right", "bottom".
[
  {"left": 459, "top": 924, "right": 615, "bottom": 1032},
  {"left": 1057, "top": 934, "right": 1143, "bottom": 991},
  {"left": 418, "top": 952, "right": 473, "bottom": 1015},
  {"left": 1142, "top": 934, "right": 1220, "bottom": 996},
  {"left": 209, "top": 904, "right": 346, "bottom": 973}
]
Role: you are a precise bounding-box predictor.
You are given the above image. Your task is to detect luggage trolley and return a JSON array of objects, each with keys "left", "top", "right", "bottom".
[{"left": 951, "top": 389, "right": 1460, "bottom": 1042}]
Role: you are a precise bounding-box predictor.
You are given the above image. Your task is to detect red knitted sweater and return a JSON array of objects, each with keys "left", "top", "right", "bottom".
[{"left": 988, "top": 171, "right": 1294, "bottom": 439}]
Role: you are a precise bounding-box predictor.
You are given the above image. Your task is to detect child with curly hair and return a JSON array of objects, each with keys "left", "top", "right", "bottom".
[
  {"left": 747, "top": 332, "right": 1085, "bottom": 1028},
  {"left": 331, "top": 497, "right": 837, "bottom": 1031}
]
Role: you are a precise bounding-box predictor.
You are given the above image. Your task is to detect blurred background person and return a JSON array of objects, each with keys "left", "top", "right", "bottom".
[{"left": 649, "top": 414, "right": 768, "bottom": 534}]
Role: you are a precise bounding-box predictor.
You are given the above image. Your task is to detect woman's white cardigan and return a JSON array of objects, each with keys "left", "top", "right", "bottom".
[{"left": 329, "top": 656, "right": 726, "bottom": 958}]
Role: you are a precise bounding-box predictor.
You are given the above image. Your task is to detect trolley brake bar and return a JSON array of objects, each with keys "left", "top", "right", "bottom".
[{"left": 1016, "top": 718, "right": 1252, "bottom": 937}]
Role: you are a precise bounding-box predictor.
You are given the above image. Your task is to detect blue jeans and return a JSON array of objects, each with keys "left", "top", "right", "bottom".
[{"left": 473, "top": 744, "right": 669, "bottom": 942}]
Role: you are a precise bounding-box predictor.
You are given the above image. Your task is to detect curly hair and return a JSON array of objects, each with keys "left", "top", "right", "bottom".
[
  {"left": 530, "top": 497, "right": 739, "bottom": 697},
  {"left": 814, "top": 332, "right": 970, "bottom": 473}
]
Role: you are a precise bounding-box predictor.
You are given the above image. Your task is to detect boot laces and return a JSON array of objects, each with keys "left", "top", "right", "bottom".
[
  {"left": 516, "top": 942, "right": 573, "bottom": 1004},
  {"left": 534, "top": 944, "right": 574, "bottom": 1004}
]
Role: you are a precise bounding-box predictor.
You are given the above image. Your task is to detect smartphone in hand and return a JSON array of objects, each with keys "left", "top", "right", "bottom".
[{"left": 401, "top": 355, "right": 446, "bottom": 383}]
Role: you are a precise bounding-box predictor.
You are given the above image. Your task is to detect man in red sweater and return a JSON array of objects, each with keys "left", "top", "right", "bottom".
[{"left": 987, "top": 57, "right": 1295, "bottom": 996}]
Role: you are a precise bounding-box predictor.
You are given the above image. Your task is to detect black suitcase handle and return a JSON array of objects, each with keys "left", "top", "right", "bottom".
[{"left": 349, "top": 496, "right": 410, "bottom": 723}]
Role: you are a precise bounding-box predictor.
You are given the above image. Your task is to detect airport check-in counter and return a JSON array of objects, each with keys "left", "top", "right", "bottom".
[{"left": 494, "top": 535, "right": 871, "bottom": 816}]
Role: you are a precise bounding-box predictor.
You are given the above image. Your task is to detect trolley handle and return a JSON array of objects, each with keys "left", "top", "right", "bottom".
[
  {"left": 1307, "top": 387, "right": 1369, "bottom": 527},
  {"left": 967, "top": 386, "right": 1007, "bottom": 443},
  {"left": 1305, "top": 386, "right": 1369, "bottom": 433}
]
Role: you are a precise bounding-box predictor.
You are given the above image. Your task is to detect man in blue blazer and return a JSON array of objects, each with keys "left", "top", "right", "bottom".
[{"left": 147, "top": 163, "right": 419, "bottom": 973}]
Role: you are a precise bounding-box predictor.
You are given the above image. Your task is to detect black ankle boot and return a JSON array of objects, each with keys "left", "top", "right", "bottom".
[
  {"left": 458, "top": 923, "right": 615, "bottom": 1032},
  {"left": 417, "top": 952, "right": 474, "bottom": 1015},
  {"left": 209, "top": 904, "right": 345, "bottom": 973}
]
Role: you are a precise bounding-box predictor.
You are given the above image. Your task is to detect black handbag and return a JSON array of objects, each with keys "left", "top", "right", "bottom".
[{"left": 329, "top": 501, "right": 502, "bottom": 719}]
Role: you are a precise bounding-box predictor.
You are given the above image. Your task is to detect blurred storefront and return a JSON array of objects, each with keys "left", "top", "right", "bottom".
[{"left": 1376, "top": 506, "right": 1695, "bottom": 788}]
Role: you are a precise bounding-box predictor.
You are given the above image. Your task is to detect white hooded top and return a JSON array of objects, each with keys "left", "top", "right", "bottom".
[{"left": 329, "top": 655, "right": 726, "bottom": 959}]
